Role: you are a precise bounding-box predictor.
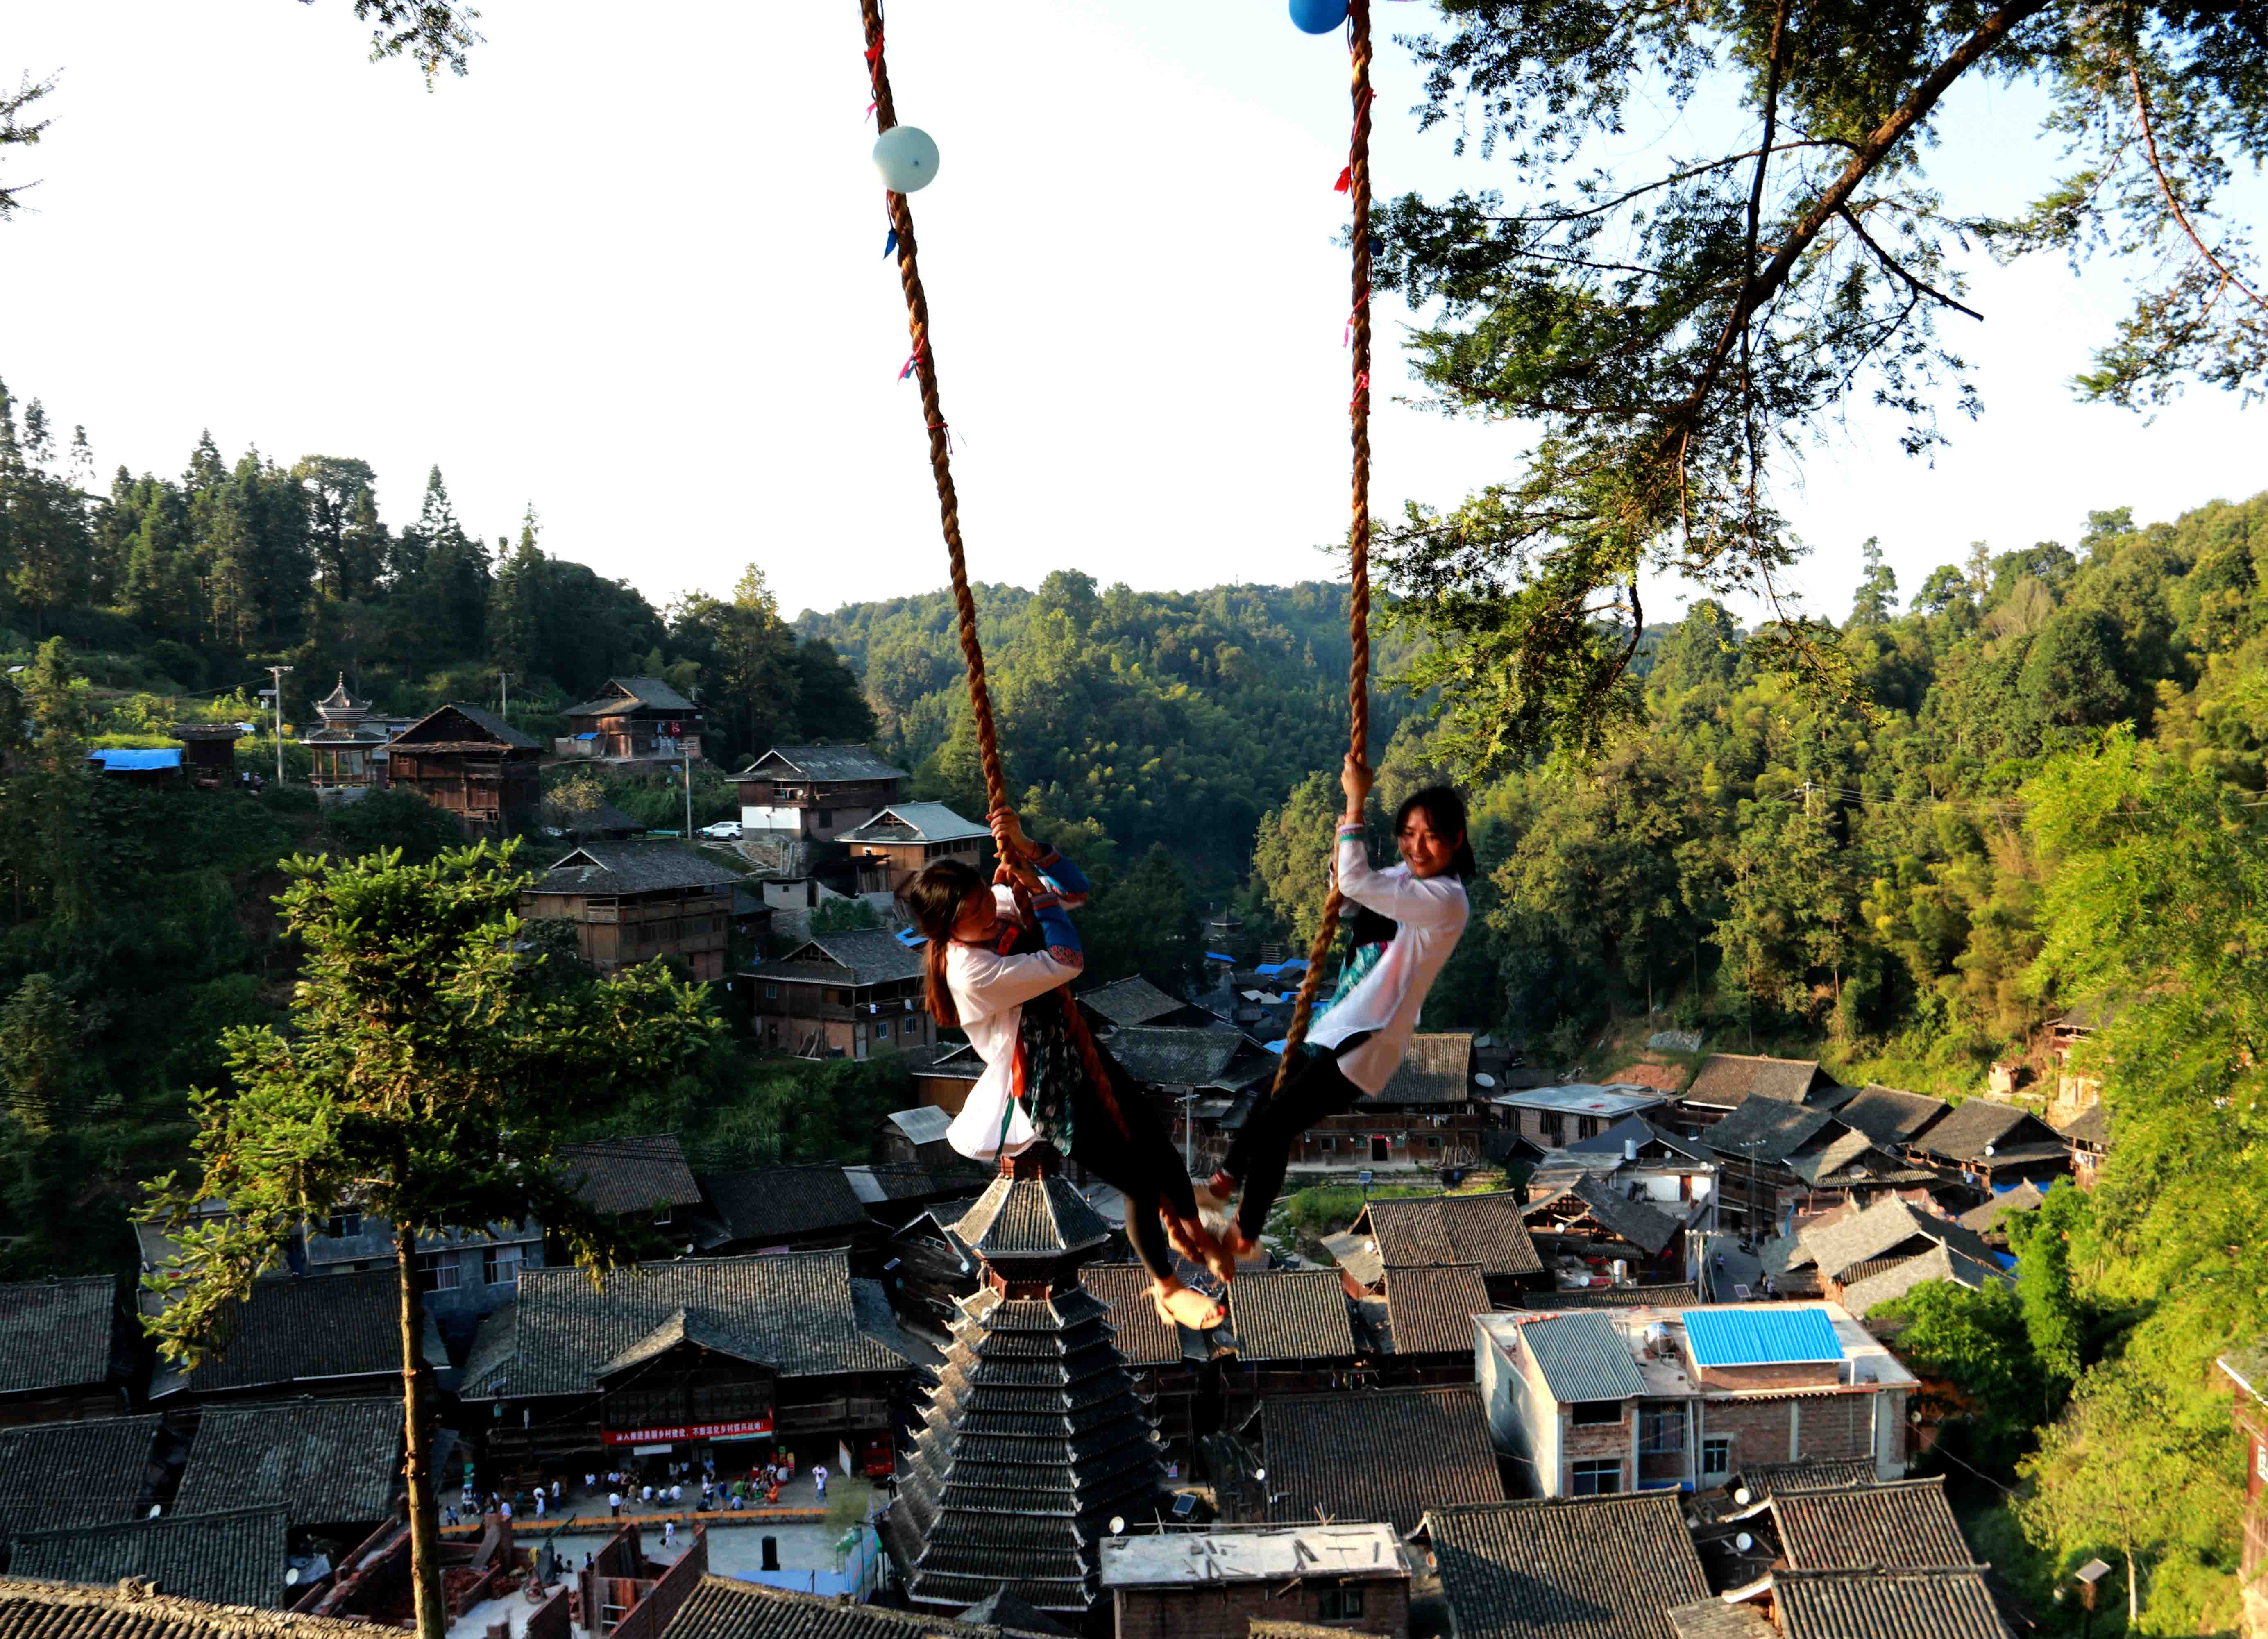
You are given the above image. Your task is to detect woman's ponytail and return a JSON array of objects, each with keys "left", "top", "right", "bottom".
[{"left": 900, "top": 857, "right": 984, "bottom": 1029}]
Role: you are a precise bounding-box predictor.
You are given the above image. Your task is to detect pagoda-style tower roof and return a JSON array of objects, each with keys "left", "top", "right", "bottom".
[{"left": 884, "top": 1143, "right": 1166, "bottom": 1616}]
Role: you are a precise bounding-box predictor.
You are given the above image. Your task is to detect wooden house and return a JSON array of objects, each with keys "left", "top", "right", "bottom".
[
  {"left": 1522, "top": 1173, "right": 1691, "bottom": 1287},
  {"left": 521, "top": 842, "right": 740, "bottom": 981},
  {"left": 734, "top": 745, "right": 908, "bottom": 843},
  {"left": 691, "top": 1165, "right": 874, "bottom": 1257},
  {"left": 557, "top": 1135, "right": 706, "bottom": 1234},
  {"left": 1101, "top": 1522, "right": 1411, "bottom": 1639},
  {"left": 1220, "top": 1269, "right": 1363, "bottom": 1421},
  {"left": 1906, "top": 1099, "right": 2073, "bottom": 1193},
  {"left": 296, "top": 678, "right": 387, "bottom": 790},
  {"left": 841, "top": 802, "right": 991, "bottom": 894},
  {"left": 746, "top": 929, "right": 931, "bottom": 1058},
  {"left": 560, "top": 677, "right": 703, "bottom": 763},
  {"left": 384, "top": 702, "right": 542, "bottom": 837},
  {"left": 1674, "top": 1054, "right": 1846, "bottom": 1131},
  {"left": 145, "top": 1269, "right": 447, "bottom": 1406},
  {"left": 1329, "top": 1190, "right": 1545, "bottom": 1306},
  {"left": 168, "top": 724, "right": 244, "bottom": 790},
  {"left": 2060, "top": 1102, "right": 2108, "bottom": 1188},
  {"left": 84, "top": 747, "right": 180, "bottom": 787}
]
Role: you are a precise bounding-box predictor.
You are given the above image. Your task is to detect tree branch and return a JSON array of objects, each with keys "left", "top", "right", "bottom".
[
  {"left": 1837, "top": 206, "right": 1984, "bottom": 319},
  {"left": 2130, "top": 64, "right": 2268, "bottom": 316}
]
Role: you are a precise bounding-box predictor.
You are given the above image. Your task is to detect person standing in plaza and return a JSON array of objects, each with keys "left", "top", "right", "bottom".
[
  {"left": 608, "top": 1491, "right": 621, "bottom": 1519},
  {"left": 813, "top": 1463, "right": 828, "bottom": 1501}
]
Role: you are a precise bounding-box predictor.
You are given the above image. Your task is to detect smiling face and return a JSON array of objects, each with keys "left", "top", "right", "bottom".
[
  {"left": 1397, "top": 802, "right": 1464, "bottom": 880},
  {"left": 950, "top": 885, "right": 1000, "bottom": 942}
]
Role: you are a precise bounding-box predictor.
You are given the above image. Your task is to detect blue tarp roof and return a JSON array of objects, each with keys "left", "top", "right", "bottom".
[
  {"left": 895, "top": 928, "right": 928, "bottom": 947},
  {"left": 1681, "top": 1306, "right": 1844, "bottom": 1367},
  {"left": 1252, "top": 959, "right": 1309, "bottom": 976},
  {"left": 574, "top": 731, "right": 599, "bottom": 740},
  {"left": 86, "top": 748, "right": 181, "bottom": 771},
  {"left": 1205, "top": 951, "right": 1235, "bottom": 963}
]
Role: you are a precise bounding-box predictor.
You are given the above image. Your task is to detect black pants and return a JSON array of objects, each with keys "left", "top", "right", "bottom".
[
  {"left": 1066, "top": 1038, "right": 1199, "bottom": 1283},
  {"left": 1218, "top": 1040, "right": 1369, "bottom": 1238}
]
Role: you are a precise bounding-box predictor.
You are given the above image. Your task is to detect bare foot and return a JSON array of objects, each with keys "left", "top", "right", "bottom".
[{"left": 1150, "top": 1279, "right": 1225, "bottom": 1331}]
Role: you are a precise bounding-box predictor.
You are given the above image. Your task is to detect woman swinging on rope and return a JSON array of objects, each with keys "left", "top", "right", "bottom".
[
  {"left": 1198, "top": 753, "right": 1474, "bottom": 1264},
  {"left": 902, "top": 808, "right": 1229, "bottom": 1331}
]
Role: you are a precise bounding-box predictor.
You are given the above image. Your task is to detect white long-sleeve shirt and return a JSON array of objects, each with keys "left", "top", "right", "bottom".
[
  {"left": 944, "top": 883, "right": 1086, "bottom": 1162},
  {"left": 1306, "top": 821, "right": 1470, "bottom": 1094}
]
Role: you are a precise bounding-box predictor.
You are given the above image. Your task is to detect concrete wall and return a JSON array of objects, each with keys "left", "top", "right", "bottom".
[{"left": 1113, "top": 1575, "right": 1409, "bottom": 1639}]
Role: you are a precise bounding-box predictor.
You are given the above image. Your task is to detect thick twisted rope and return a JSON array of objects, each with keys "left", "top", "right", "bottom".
[
  {"left": 861, "top": 0, "right": 1127, "bottom": 1143},
  {"left": 1272, "top": 0, "right": 1374, "bottom": 1096}
]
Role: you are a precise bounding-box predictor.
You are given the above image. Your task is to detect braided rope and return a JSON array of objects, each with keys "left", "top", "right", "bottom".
[
  {"left": 861, "top": 0, "right": 1127, "bottom": 1146},
  {"left": 1271, "top": 0, "right": 1374, "bottom": 1096}
]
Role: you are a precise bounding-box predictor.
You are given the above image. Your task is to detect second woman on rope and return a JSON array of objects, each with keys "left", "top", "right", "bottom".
[
  {"left": 1200, "top": 752, "right": 1473, "bottom": 1261},
  {"left": 903, "top": 811, "right": 1229, "bottom": 1331}
]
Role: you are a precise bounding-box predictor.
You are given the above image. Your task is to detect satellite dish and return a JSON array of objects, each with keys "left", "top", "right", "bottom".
[
  {"left": 1109, "top": 1517, "right": 1126, "bottom": 1537},
  {"left": 285, "top": 1568, "right": 301, "bottom": 1587},
  {"left": 1734, "top": 1532, "right": 1754, "bottom": 1553},
  {"left": 1474, "top": 1073, "right": 1497, "bottom": 1090},
  {"left": 1253, "top": 1468, "right": 1266, "bottom": 1482},
  {"left": 1732, "top": 1487, "right": 1751, "bottom": 1506},
  {"left": 1983, "top": 1144, "right": 1996, "bottom": 1157},
  {"left": 148, "top": 1505, "right": 163, "bottom": 1520}
]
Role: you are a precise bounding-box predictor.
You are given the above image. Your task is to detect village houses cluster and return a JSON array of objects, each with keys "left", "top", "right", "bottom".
[{"left": 18, "top": 686, "right": 2245, "bottom": 1639}]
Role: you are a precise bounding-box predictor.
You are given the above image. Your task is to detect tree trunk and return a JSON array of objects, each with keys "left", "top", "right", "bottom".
[
  {"left": 396, "top": 1227, "right": 445, "bottom": 1639},
  {"left": 2125, "top": 1542, "right": 2137, "bottom": 1627}
]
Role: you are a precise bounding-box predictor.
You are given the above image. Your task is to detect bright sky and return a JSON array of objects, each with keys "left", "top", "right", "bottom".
[{"left": 5, "top": 2, "right": 2260, "bottom": 630}]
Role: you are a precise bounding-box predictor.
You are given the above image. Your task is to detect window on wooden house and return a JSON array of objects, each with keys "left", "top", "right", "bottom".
[{"left": 326, "top": 1210, "right": 363, "bottom": 1240}]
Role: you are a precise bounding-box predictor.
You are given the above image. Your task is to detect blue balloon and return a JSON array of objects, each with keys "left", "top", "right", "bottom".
[{"left": 1289, "top": 0, "right": 1349, "bottom": 34}]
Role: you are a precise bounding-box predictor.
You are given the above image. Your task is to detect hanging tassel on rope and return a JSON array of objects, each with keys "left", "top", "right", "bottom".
[{"left": 1272, "top": 0, "right": 1375, "bottom": 1098}]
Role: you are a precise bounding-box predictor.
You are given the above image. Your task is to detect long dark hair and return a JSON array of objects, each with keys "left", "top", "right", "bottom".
[
  {"left": 900, "top": 857, "right": 985, "bottom": 1028},
  {"left": 1395, "top": 785, "right": 1477, "bottom": 880}
]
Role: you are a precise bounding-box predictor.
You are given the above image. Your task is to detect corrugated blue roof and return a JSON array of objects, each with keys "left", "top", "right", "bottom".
[
  {"left": 1681, "top": 1306, "right": 1844, "bottom": 1367},
  {"left": 86, "top": 748, "right": 181, "bottom": 771},
  {"left": 1206, "top": 951, "right": 1235, "bottom": 962},
  {"left": 1521, "top": 1311, "right": 1645, "bottom": 1403}
]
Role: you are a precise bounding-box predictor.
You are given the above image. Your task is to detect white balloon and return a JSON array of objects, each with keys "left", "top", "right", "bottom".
[{"left": 873, "top": 125, "right": 941, "bottom": 193}]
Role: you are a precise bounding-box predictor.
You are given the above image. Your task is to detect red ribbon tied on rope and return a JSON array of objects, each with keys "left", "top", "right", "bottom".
[{"left": 898, "top": 337, "right": 927, "bottom": 381}]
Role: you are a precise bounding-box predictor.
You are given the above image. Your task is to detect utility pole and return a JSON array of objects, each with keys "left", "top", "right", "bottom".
[
  {"left": 266, "top": 665, "right": 293, "bottom": 786},
  {"left": 496, "top": 672, "right": 512, "bottom": 723},
  {"left": 684, "top": 749, "right": 694, "bottom": 839}
]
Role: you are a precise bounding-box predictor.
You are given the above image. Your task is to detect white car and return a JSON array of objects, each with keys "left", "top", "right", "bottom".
[{"left": 699, "top": 820, "right": 743, "bottom": 840}]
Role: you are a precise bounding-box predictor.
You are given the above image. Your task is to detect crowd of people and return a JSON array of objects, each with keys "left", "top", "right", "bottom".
[{"left": 442, "top": 1452, "right": 842, "bottom": 1527}]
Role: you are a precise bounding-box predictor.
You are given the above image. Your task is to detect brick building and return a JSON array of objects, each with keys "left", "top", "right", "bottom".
[
  {"left": 521, "top": 842, "right": 740, "bottom": 981},
  {"left": 0, "top": 1276, "right": 131, "bottom": 1426},
  {"left": 1475, "top": 1302, "right": 1916, "bottom": 1498},
  {"left": 298, "top": 1208, "right": 542, "bottom": 1348},
  {"left": 1492, "top": 1083, "right": 1669, "bottom": 1151},
  {"left": 1102, "top": 1523, "right": 1411, "bottom": 1639},
  {"left": 746, "top": 930, "right": 931, "bottom": 1059},
  {"left": 2219, "top": 1343, "right": 2268, "bottom": 1639}
]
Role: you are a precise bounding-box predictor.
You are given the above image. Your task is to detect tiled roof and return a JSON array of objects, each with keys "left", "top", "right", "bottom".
[
  {"left": 1076, "top": 1264, "right": 1182, "bottom": 1367},
  {"left": 748, "top": 930, "right": 925, "bottom": 989},
  {"left": 1795, "top": 1197, "right": 1997, "bottom": 1283},
  {"left": 1379, "top": 1033, "right": 1474, "bottom": 1105},
  {"left": 2059, "top": 1102, "right": 2109, "bottom": 1146},
  {"left": 392, "top": 701, "right": 540, "bottom": 750},
  {"left": 1077, "top": 976, "right": 1186, "bottom": 1028},
  {"left": 1664, "top": 1601, "right": 1778, "bottom": 1639},
  {"left": 662, "top": 1572, "right": 1066, "bottom": 1639},
  {"left": 1683, "top": 1305, "right": 1844, "bottom": 1367},
  {"left": 565, "top": 677, "right": 699, "bottom": 715},
  {"left": 1524, "top": 1174, "right": 1681, "bottom": 1256},
  {"left": 1361, "top": 1192, "right": 1543, "bottom": 1277},
  {"left": 1835, "top": 1085, "right": 1951, "bottom": 1147},
  {"left": 1545, "top": 1283, "right": 1702, "bottom": 1308},
  {"left": 0, "top": 1416, "right": 161, "bottom": 1536},
  {"left": 1225, "top": 1269, "right": 1356, "bottom": 1362},
  {"left": 152, "top": 1271, "right": 426, "bottom": 1399},
  {"left": 460, "top": 1249, "right": 905, "bottom": 1398},
  {"left": 839, "top": 804, "right": 989, "bottom": 845},
  {"left": 1738, "top": 1459, "right": 1880, "bottom": 1497},
  {"left": 952, "top": 1176, "right": 1113, "bottom": 1261},
  {"left": 1605, "top": 1062, "right": 1690, "bottom": 1093},
  {"left": 1684, "top": 1055, "right": 1830, "bottom": 1109},
  {"left": 558, "top": 1134, "right": 704, "bottom": 1215},
  {"left": 1561, "top": 1115, "right": 1712, "bottom": 1163},
  {"left": 1769, "top": 1476, "right": 1977, "bottom": 1570},
  {"left": 1910, "top": 1099, "right": 2060, "bottom": 1164},
  {"left": 1380, "top": 1264, "right": 1490, "bottom": 1357},
  {"left": 885, "top": 1106, "right": 955, "bottom": 1146},
  {"left": 1787, "top": 1128, "right": 1886, "bottom": 1187},
  {"left": 1423, "top": 1494, "right": 1712, "bottom": 1639},
  {"left": 1699, "top": 1098, "right": 1839, "bottom": 1165},
  {"left": 0, "top": 1578, "right": 397, "bottom": 1639},
  {"left": 0, "top": 1275, "right": 118, "bottom": 1395},
  {"left": 173, "top": 1398, "right": 400, "bottom": 1525},
  {"left": 1320, "top": 1230, "right": 1381, "bottom": 1290},
  {"left": 1773, "top": 1565, "right": 2012, "bottom": 1638},
  {"left": 8, "top": 1508, "right": 288, "bottom": 1611},
  {"left": 740, "top": 746, "right": 908, "bottom": 784},
  {"left": 530, "top": 843, "right": 741, "bottom": 895},
  {"left": 1107, "top": 1026, "right": 1245, "bottom": 1090},
  {"left": 1262, "top": 1387, "right": 1504, "bottom": 1535},
  {"left": 1516, "top": 1312, "right": 1646, "bottom": 1402},
  {"left": 1838, "top": 1244, "right": 2013, "bottom": 1317},
  {"left": 698, "top": 1166, "right": 870, "bottom": 1246},
  {"left": 953, "top": 1589, "right": 1072, "bottom": 1637}
]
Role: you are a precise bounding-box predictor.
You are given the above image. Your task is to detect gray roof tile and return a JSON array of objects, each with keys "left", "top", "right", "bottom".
[
  {"left": 173, "top": 1399, "right": 400, "bottom": 1526},
  {"left": 530, "top": 843, "right": 741, "bottom": 895},
  {"left": 839, "top": 804, "right": 988, "bottom": 845},
  {"left": 392, "top": 702, "right": 540, "bottom": 750},
  {"left": 1379, "top": 1033, "right": 1474, "bottom": 1105},
  {"left": 0, "top": 1276, "right": 118, "bottom": 1396},
  {"left": 564, "top": 678, "right": 699, "bottom": 716},
  {"left": 0, "top": 1576, "right": 384, "bottom": 1639},
  {"left": 558, "top": 1134, "right": 704, "bottom": 1215},
  {"left": 1684, "top": 1055, "right": 1832, "bottom": 1110},
  {"left": 1835, "top": 1085, "right": 1952, "bottom": 1147},
  {"left": 1769, "top": 1477, "right": 1977, "bottom": 1570},
  {"left": 1076, "top": 977, "right": 1186, "bottom": 1028},
  {"left": 1107, "top": 1026, "right": 1244, "bottom": 1089},
  {"left": 152, "top": 1271, "right": 432, "bottom": 1399},
  {"left": 1225, "top": 1270, "right": 1357, "bottom": 1363},
  {"left": 0, "top": 1417, "right": 161, "bottom": 1537},
  {"left": 1774, "top": 1565, "right": 2012, "bottom": 1638},
  {"left": 1422, "top": 1493, "right": 1712, "bottom": 1639},
  {"left": 1380, "top": 1264, "right": 1490, "bottom": 1357},
  {"left": 697, "top": 1167, "right": 870, "bottom": 1246},
  {"left": 1075, "top": 1265, "right": 1181, "bottom": 1367},
  {"left": 1794, "top": 1198, "right": 1998, "bottom": 1283},
  {"left": 1360, "top": 1192, "right": 1543, "bottom": 1277},
  {"left": 748, "top": 931, "right": 925, "bottom": 990},
  {"left": 8, "top": 1508, "right": 288, "bottom": 1612},
  {"left": 1910, "top": 1100, "right": 2062, "bottom": 1164},
  {"left": 1523, "top": 1174, "right": 1682, "bottom": 1257},
  {"left": 1263, "top": 1387, "right": 1504, "bottom": 1535},
  {"left": 662, "top": 1572, "right": 1064, "bottom": 1639},
  {"left": 739, "top": 746, "right": 907, "bottom": 784},
  {"left": 460, "top": 1249, "right": 903, "bottom": 1399}
]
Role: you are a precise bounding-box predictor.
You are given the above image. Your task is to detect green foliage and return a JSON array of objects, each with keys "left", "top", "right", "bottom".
[
  {"left": 1874, "top": 1281, "right": 2044, "bottom": 1474},
  {"left": 324, "top": 786, "right": 465, "bottom": 865},
  {"left": 2009, "top": 1183, "right": 2089, "bottom": 1403},
  {"left": 810, "top": 897, "right": 882, "bottom": 933}
]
